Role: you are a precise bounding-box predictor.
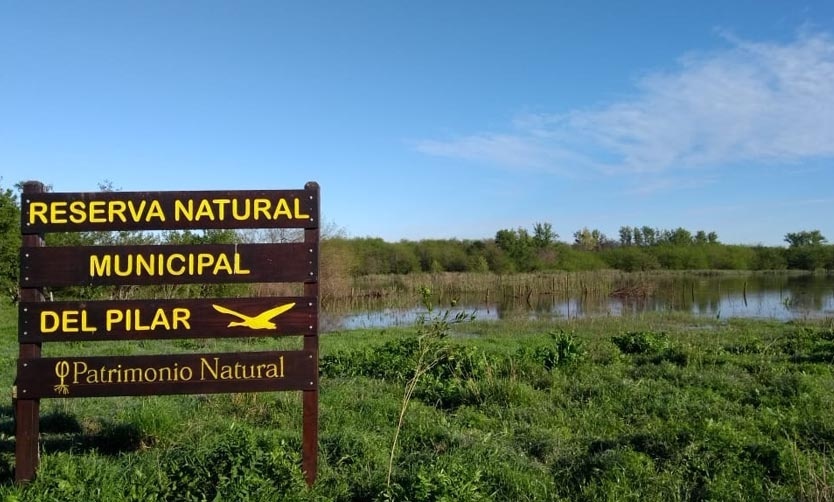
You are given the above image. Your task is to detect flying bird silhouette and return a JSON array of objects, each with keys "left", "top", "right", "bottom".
[{"left": 212, "top": 302, "right": 296, "bottom": 329}]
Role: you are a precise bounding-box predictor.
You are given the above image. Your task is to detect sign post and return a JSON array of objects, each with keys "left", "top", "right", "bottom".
[
  {"left": 303, "top": 198, "right": 320, "bottom": 486},
  {"left": 15, "top": 182, "right": 320, "bottom": 485},
  {"left": 15, "top": 181, "right": 45, "bottom": 483}
]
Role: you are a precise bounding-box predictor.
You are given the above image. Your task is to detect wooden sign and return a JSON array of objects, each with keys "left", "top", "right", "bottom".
[
  {"left": 19, "top": 297, "right": 317, "bottom": 342},
  {"left": 21, "top": 189, "right": 319, "bottom": 232},
  {"left": 17, "top": 350, "right": 316, "bottom": 398},
  {"left": 15, "top": 181, "right": 321, "bottom": 486},
  {"left": 20, "top": 243, "right": 317, "bottom": 287}
]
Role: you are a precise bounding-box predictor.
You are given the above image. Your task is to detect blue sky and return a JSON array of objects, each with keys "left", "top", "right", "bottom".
[{"left": 2, "top": 1, "right": 833, "bottom": 246}]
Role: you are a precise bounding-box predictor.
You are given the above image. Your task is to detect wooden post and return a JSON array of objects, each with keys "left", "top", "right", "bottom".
[
  {"left": 16, "top": 181, "right": 45, "bottom": 483},
  {"left": 302, "top": 181, "right": 320, "bottom": 486}
]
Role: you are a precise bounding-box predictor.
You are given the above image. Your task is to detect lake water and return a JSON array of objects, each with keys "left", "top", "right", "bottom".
[{"left": 325, "top": 273, "right": 834, "bottom": 330}]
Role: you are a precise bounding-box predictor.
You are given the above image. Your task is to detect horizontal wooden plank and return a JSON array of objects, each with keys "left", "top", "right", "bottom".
[
  {"left": 19, "top": 297, "right": 317, "bottom": 342},
  {"left": 20, "top": 243, "right": 317, "bottom": 287},
  {"left": 21, "top": 186, "right": 319, "bottom": 233},
  {"left": 17, "top": 350, "right": 317, "bottom": 398}
]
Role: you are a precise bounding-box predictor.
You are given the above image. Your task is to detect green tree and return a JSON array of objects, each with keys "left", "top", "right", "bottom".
[
  {"left": 554, "top": 244, "right": 608, "bottom": 271},
  {"left": 482, "top": 241, "right": 514, "bottom": 273},
  {"left": 632, "top": 226, "right": 644, "bottom": 246},
  {"left": 618, "top": 226, "right": 634, "bottom": 246},
  {"left": 495, "top": 228, "right": 536, "bottom": 271},
  {"left": 532, "top": 222, "right": 557, "bottom": 248},
  {"left": 350, "top": 237, "right": 398, "bottom": 275},
  {"left": 414, "top": 239, "right": 467, "bottom": 272},
  {"left": 572, "top": 227, "right": 607, "bottom": 251},
  {"left": 0, "top": 182, "right": 21, "bottom": 301},
  {"left": 785, "top": 246, "right": 826, "bottom": 271},
  {"left": 653, "top": 245, "right": 708, "bottom": 269},
  {"left": 824, "top": 246, "right": 834, "bottom": 274},
  {"left": 464, "top": 240, "right": 492, "bottom": 273},
  {"left": 666, "top": 227, "right": 693, "bottom": 246},
  {"left": 601, "top": 246, "right": 659, "bottom": 272},
  {"left": 467, "top": 255, "right": 488, "bottom": 273},
  {"left": 784, "top": 230, "right": 827, "bottom": 248},
  {"left": 707, "top": 231, "right": 719, "bottom": 244},
  {"left": 784, "top": 230, "right": 828, "bottom": 271},
  {"left": 390, "top": 241, "right": 420, "bottom": 274},
  {"left": 705, "top": 245, "right": 755, "bottom": 270},
  {"left": 751, "top": 246, "right": 787, "bottom": 270},
  {"left": 640, "top": 226, "right": 657, "bottom": 246}
]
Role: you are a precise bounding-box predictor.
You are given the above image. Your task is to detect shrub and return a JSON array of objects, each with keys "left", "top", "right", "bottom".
[
  {"left": 320, "top": 337, "right": 419, "bottom": 381},
  {"left": 161, "top": 427, "right": 305, "bottom": 501},
  {"left": 517, "top": 331, "right": 584, "bottom": 370},
  {"left": 611, "top": 331, "right": 669, "bottom": 355}
]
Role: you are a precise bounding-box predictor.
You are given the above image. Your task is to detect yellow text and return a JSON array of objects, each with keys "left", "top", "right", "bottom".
[
  {"left": 28, "top": 200, "right": 165, "bottom": 225},
  {"left": 89, "top": 252, "right": 251, "bottom": 278}
]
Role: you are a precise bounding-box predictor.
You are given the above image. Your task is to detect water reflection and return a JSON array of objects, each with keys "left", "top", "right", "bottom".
[
  {"left": 325, "top": 274, "right": 834, "bottom": 330},
  {"left": 323, "top": 307, "right": 499, "bottom": 331}
]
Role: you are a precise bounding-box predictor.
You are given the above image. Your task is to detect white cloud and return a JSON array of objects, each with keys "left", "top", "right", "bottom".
[
  {"left": 415, "top": 132, "right": 591, "bottom": 176},
  {"left": 625, "top": 175, "right": 718, "bottom": 196},
  {"left": 414, "top": 32, "right": 834, "bottom": 176}
]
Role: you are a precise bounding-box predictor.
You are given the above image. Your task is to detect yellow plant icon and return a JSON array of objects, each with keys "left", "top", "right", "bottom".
[{"left": 54, "top": 360, "right": 70, "bottom": 395}]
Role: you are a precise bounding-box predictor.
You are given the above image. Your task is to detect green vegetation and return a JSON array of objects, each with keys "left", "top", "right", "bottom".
[
  {"left": 331, "top": 224, "right": 834, "bottom": 277},
  {"left": 2, "top": 179, "right": 833, "bottom": 306},
  {"left": 1, "top": 181, "right": 833, "bottom": 499},
  {"left": 0, "top": 184, "right": 21, "bottom": 301},
  {"left": 1, "top": 298, "right": 833, "bottom": 500},
  {"left": 385, "top": 286, "right": 476, "bottom": 491}
]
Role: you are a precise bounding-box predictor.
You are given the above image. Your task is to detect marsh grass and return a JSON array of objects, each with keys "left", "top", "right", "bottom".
[
  {"left": 0, "top": 302, "right": 833, "bottom": 500},
  {"left": 328, "top": 269, "right": 807, "bottom": 306},
  {"left": 320, "top": 271, "right": 632, "bottom": 315}
]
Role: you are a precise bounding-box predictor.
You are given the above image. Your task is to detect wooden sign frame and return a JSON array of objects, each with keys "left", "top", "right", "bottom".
[
  {"left": 22, "top": 188, "right": 319, "bottom": 233},
  {"left": 14, "top": 181, "right": 320, "bottom": 485},
  {"left": 19, "top": 296, "right": 317, "bottom": 342},
  {"left": 21, "top": 243, "right": 318, "bottom": 286},
  {"left": 17, "top": 351, "right": 317, "bottom": 398}
]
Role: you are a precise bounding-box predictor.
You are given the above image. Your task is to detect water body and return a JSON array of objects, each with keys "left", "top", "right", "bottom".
[{"left": 325, "top": 274, "right": 834, "bottom": 330}]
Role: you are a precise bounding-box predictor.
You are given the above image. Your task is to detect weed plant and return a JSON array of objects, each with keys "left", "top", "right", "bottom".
[{"left": 0, "top": 301, "right": 833, "bottom": 500}]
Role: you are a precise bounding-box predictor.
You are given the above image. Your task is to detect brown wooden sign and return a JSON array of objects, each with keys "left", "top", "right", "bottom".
[
  {"left": 17, "top": 350, "right": 316, "bottom": 399},
  {"left": 19, "top": 297, "right": 316, "bottom": 342},
  {"left": 14, "top": 181, "right": 321, "bottom": 486},
  {"left": 20, "top": 243, "right": 317, "bottom": 287},
  {"left": 22, "top": 189, "right": 319, "bottom": 233}
]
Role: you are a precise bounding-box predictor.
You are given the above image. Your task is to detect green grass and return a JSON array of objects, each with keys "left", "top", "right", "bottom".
[{"left": 0, "top": 301, "right": 833, "bottom": 501}]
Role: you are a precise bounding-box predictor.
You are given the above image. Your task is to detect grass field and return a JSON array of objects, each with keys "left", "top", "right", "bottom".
[{"left": 0, "top": 300, "right": 833, "bottom": 501}]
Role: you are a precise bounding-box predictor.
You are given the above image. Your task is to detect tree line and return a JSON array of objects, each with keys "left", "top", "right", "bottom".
[
  {"left": 1, "top": 183, "right": 832, "bottom": 302},
  {"left": 334, "top": 225, "right": 832, "bottom": 276}
]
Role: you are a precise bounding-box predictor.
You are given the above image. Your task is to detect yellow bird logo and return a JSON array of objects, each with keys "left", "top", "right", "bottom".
[{"left": 212, "top": 302, "right": 296, "bottom": 330}]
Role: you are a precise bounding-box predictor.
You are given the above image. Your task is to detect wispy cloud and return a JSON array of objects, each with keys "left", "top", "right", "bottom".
[
  {"left": 625, "top": 175, "right": 719, "bottom": 196},
  {"left": 684, "top": 196, "right": 834, "bottom": 219},
  {"left": 414, "top": 31, "right": 834, "bottom": 176},
  {"left": 776, "top": 197, "right": 834, "bottom": 208},
  {"left": 415, "top": 131, "right": 592, "bottom": 176}
]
